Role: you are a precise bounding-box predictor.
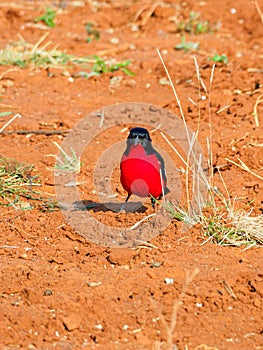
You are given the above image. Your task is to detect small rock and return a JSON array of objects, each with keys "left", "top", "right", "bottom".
[
  {"left": 151, "top": 261, "right": 161, "bottom": 268},
  {"left": 65, "top": 180, "right": 85, "bottom": 187},
  {"left": 159, "top": 77, "right": 171, "bottom": 86},
  {"left": 63, "top": 313, "right": 82, "bottom": 331},
  {"left": 87, "top": 281, "right": 102, "bottom": 287},
  {"left": 1, "top": 80, "right": 14, "bottom": 87},
  {"left": 110, "top": 76, "right": 123, "bottom": 86},
  {"left": 94, "top": 324, "right": 103, "bottom": 330},
  {"left": 164, "top": 277, "right": 174, "bottom": 285},
  {"left": 106, "top": 28, "right": 114, "bottom": 34},
  {"left": 107, "top": 248, "right": 137, "bottom": 266},
  {"left": 110, "top": 37, "right": 119, "bottom": 45},
  {"left": 196, "top": 302, "right": 203, "bottom": 308},
  {"left": 43, "top": 289, "right": 52, "bottom": 296},
  {"left": 130, "top": 23, "right": 139, "bottom": 32}
]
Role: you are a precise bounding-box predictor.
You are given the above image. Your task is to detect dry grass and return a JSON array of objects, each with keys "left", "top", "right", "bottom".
[
  {"left": 254, "top": 0, "right": 263, "bottom": 24},
  {"left": 252, "top": 92, "right": 263, "bottom": 127},
  {"left": 0, "top": 157, "right": 40, "bottom": 208},
  {"left": 151, "top": 269, "right": 199, "bottom": 350},
  {"left": 157, "top": 49, "right": 263, "bottom": 247}
]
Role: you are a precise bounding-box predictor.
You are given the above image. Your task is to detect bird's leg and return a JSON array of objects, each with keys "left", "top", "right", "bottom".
[
  {"left": 119, "top": 193, "right": 131, "bottom": 212},
  {"left": 125, "top": 193, "right": 131, "bottom": 203}
]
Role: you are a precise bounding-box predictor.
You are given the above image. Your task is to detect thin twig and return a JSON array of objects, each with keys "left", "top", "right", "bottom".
[
  {"left": 0, "top": 113, "right": 22, "bottom": 133},
  {"left": 128, "top": 213, "right": 156, "bottom": 230},
  {"left": 254, "top": 0, "right": 263, "bottom": 24},
  {"left": 134, "top": 1, "right": 161, "bottom": 26},
  {"left": 134, "top": 240, "right": 158, "bottom": 249},
  {"left": 0, "top": 129, "right": 68, "bottom": 135},
  {"left": 222, "top": 280, "right": 237, "bottom": 300},
  {"left": 226, "top": 157, "right": 263, "bottom": 181},
  {"left": 0, "top": 245, "right": 19, "bottom": 249},
  {"left": 156, "top": 49, "right": 190, "bottom": 144},
  {"left": 252, "top": 93, "right": 263, "bottom": 127}
]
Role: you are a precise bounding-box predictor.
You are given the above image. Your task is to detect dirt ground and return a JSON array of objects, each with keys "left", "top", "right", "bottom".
[{"left": 0, "top": 0, "right": 263, "bottom": 349}]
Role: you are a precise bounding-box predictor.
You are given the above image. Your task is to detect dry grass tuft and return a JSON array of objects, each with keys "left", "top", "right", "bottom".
[{"left": 157, "top": 49, "right": 263, "bottom": 247}]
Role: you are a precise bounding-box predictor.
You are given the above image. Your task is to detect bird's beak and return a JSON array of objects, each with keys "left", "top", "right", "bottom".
[{"left": 134, "top": 136, "right": 140, "bottom": 146}]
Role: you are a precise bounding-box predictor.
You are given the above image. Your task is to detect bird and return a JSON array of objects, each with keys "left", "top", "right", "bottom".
[{"left": 120, "top": 127, "right": 169, "bottom": 208}]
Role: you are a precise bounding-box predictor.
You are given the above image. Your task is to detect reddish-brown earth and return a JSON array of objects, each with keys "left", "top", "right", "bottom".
[{"left": 0, "top": 1, "right": 263, "bottom": 349}]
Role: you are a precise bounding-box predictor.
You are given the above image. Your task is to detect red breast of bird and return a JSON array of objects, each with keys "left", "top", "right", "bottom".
[{"left": 120, "top": 143, "right": 166, "bottom": 198}]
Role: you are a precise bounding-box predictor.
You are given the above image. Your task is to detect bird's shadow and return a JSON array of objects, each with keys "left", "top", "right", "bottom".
[{"left": 72, "top": 200, "right": 148, "bottom": 213}]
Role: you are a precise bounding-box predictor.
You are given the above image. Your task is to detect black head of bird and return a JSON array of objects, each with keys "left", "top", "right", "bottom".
[{"left": 125, "top": 127, "right": 153, "bottom": 154}]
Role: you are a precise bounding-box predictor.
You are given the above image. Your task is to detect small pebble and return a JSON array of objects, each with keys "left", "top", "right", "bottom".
[
  {"left": 19, "top": 253, "right": 28, "bottom": 259},
  {"left": 110, "top": 76, "right": 123, "bottom": 86},
  {"left": 159, "top": 77, "right": 171, "bottom": 86},
  {"left": 43, "top": 289, "right": 53, "bottom": 296},
  {"left": 230, "top": 7, "right": 236, "bottom": 14},
  {"left": 65, "top": 180, "right": 86, "bottom": 187},
  {"left": 151, "top": 261, "right": 161, "bottom": 268},
  {"left": 87, "top": 281, "right": 102, "bottom": 287},
  {"left": 68, "top": 77, "right": 74, "bottom": 83},
  {"left": 130, "top": 23, "right": 139, "bottom": 32},
  {"left": 164, "top": 278, "right": 174, "bottom": 284},
  {"left": 110, "top": 37, "right": 119, "bottom": 45},
  {"left": 94, "top": 324, "right": 103, "bottom": 330}
]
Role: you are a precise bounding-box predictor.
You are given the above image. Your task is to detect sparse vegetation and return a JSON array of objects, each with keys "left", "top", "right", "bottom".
[
  {"left": 51, "top": 142, "right": 82, "bottom": 173},
  {"left": 91, "top": 56, "right": 135, "bottom": 76},
  {"left": 0, "top": 36, "right": 71, "bottom": 68},
  {"left": 175, "top": 36, "right": 199, "bottom": 52},
  {"left": 85, "top": 22, "right": 101, "bottom": 43},
  {"left": 34, "top": 7, "right": 56, "bottom": 28},
  {"left": 0, "top": 157, "right": 41, "bottom": 207},
  {"left": 176, "top": 11, "right": 213, "bottom": 34},
  {"left": 0, "top": 35, "right": 134, "bottom": 76},
  {"left": 157, "top": 50, "right": 263, "bottom": 248},
  {"left": 209, "top": 54, "right": 228, "bottom": 64},
  {"left": 0, "top": 111, "right": 12, "bottom": 117}
]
